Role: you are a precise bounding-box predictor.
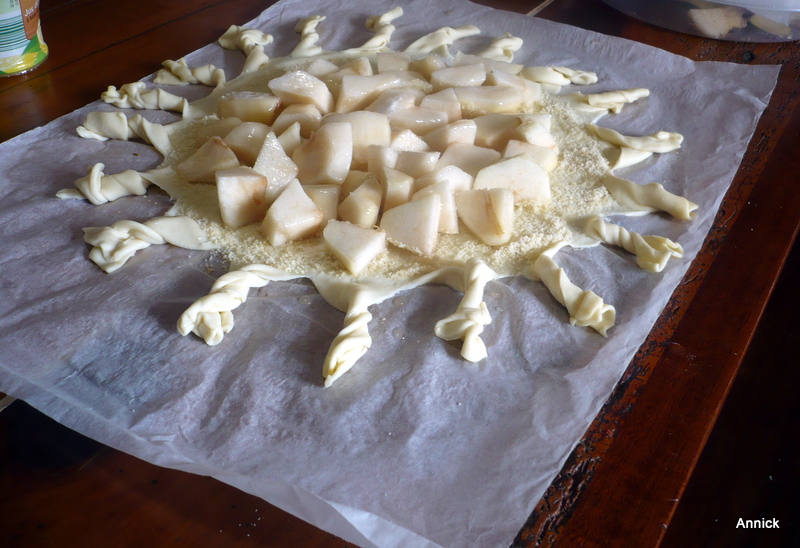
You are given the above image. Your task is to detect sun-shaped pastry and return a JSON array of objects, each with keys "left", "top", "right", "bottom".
[{"left": 58, "top": 7, "right": 697, "bottom": 387}]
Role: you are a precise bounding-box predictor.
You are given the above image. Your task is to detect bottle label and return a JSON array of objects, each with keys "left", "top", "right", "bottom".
[{"left": 0, "top": 0, "right": 48, "bottom": 77}]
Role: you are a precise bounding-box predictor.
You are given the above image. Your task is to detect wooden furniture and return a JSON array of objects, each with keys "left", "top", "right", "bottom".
[{"left": 1, "top": 0, "right": 798, "bottom": 546}]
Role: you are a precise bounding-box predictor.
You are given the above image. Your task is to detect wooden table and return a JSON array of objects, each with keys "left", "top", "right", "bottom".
[{"left": 1, "top": 0, "right": 798, "bottom": 546}]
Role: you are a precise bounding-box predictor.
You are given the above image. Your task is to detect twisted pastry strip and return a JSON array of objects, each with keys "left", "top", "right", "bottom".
[
  {"left": 584, "top": 216, "right": 684, "bottom": 273},
  {"left": 405, "top": 25, "right": 481, "bottom": 54},
  {"left": 604, "top": 173, "right": 698, "bottom": 220},
  {"left": 218, "top": 25, "right": 273, "bottom": 55},
  {"left": 478, "top": 33, "right": 523, "bottom": 62},
  {"left": 178, "top": 265, "right": 295, "bottom": 346},
  {"left": 76, "top": 112, "right": 171, "bottom": 157},
  {"left": 353, "top": 7, "right": 403, "bottom": 51},
  {"left": 241, "top": 45, "right": 271, "bottom": 74},
  {"left": 291, "top": 16, "right": 326, "bottom": 58},
  {"left": 57, "top": 163, "right": 150, "bottom": 204},
  {"left": 611, "top": 147, "right": 653, "bottom": 170},
  {"left": 591, "top": 125, "right": 683, "bottom": 153},
  {"left": 155, "top": 58, "right": 226, "bottom": 87},
  {"left": 84, "top": 216, "right": 215, "bottom": 273},
  {"left": 323, "top": 293, "right": 374, "bottom": 387},
  {"left": 434, "top": 259, "right": 496, "bottom": 362},
  {"left": 551, "top": 66, "right": 597, "bottom": 85},
  {"left": 533, "top": 246, "right": 615, "bottom": 337},
  {"left": 586, "top": 88, "right": 650, "bottom": 113},
  {"left": 101, "top": 82, "right": 189, "bottom": 116}
]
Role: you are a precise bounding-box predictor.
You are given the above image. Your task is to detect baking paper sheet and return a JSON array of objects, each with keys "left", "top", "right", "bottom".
[{"left": 0, "top": 0, "right": 779, "bottom": 546}]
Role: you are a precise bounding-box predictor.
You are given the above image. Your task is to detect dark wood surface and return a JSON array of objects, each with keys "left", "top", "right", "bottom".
[{"left": 1, "top": 0, "right": 798, "bottom": 546}]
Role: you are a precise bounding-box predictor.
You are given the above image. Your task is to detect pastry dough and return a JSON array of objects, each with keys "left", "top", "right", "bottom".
[
  {"left": 84, "top": 216, "right": 216, "bottom": 273},
  {"left": 155, "top": 58, "right": 225, "bottom": 87},
  {"left": 57, "top": 163, "right": 151, "bottom": 205},
  {"left": 592, "top": 125, "right": 683, "bottom": 153},
  {"left": 584, "top": 215, "right": 684, "bottom": 272},
  {"left": 76, "top": 112, "right": 171, "bottom": 156},
  {"left": 434, "top": 259, "right": 496, "bottom": 362},
  {"left": 292, "top": 16, "right": 327, "bottom": 58},
  {"left": 604, "top": 173, "right": 698, "bottom": 220},
  {"left": 585, "top": 88, "right": 649, "bottom": 113},
  {"left": 551, "top": 66, "right": 597, "bottom": 85},
  {"left": 532, "top": 245, "right": 615, "bottom": 337},
  {"left": 353, "top": 6, "right": 403, "bottom": 51},
  {"left": 218, "top": 25, "right": 274, "bottom": 55},
  {"left": 178, "top": 264, "right": 301, "bottom": 346},
  {"left": 405, "top": 25, "right": 481, "bottom": 54},
  {"left": 101, "top": 82, "right": 190, "bottom": 116},
  {"left": 478, "top": 33, "right": 523, "bottom": 63}
]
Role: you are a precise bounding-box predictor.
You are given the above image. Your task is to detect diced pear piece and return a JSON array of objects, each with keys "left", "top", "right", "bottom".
[
  {"left": 277, "top": 121, "right": 303, "bottom": 156},
  {"left": 436, "top": 142, "right": 501, "bottom": 177},
  {"left": 323, "top": 57, "right": 375, "bottom": 96},
  {"left": 412, "top": 180, "right": 458, "bottom": 234},
  {"left": 292, "top": 122, "right": 353, "bottom": 185},
  {"left": 473, "top": 153, "right": 551, "bottom": 205},
  {"left": 323, "top": 220, "right": 387, "bottom": 275},
  {"left": 513, "top": 119, "right": 558, "bottom": 152},
  {"left": 303, "top": 184, "right": 341, "bottom": 227},
  {"left": 323, "top": 111, "right": 391, "bottom": 167},
  {"left": 218, "top": 92, "right": 281, "bottom": 125},
  {"left": 253, "top": 131, "right": 300, "bottom": 204},
  {"left": 454, "top": 85, "right": 527, "bottom": 117},
  {"left": 223, "top": 122, "right": 270, "bottom": 166},
  {"left": 430, "top": 63, "right": 487, "bottom": 90},
  {"left": 486, "top": 70, "right": 543, "bottom": 103},
  {"left": 366, "top": 88, "right": 426, "bottom": 117},
  {"left": 389, "top": 106, "right": 450, "bottom": 135},
  {"left": 455, "top": 188, "right": 514, "bottom": 246},
  {"left": 335, "top": 74, "right": 401, "bottom": 113},
  {"left": 380, "top": 167, "right": 414, "bottom": 210},
  {"left": 268, "top": 70, "right": 334, "bottom": 114},
  {"left": 380, "top": 193, "right": 441, "bottom": 256},
  {"left": 420, "top": 88, "right": 462, "bottom": 122},
  {"left": 408, "top": 54, "right": 446, "bottom": 80},
  {"left": 519, "top": 113, "right": 552, "bottom": 131},
  {"left": 415, "top": 165, "right": 473, "bottom": 193},
  {"left": 388, "top": 130, "right": 427, "bottom": 154},
  {"left": 216, "top": 167, "right": 269, "bottom": 229},
  {"left": 381, "top": 70, "right": 432, "bottom": 93},
  {"left": 197, "top": 117, "right": 243, "bottom": 144},
  {"left": 395, "top": 150, "right": 441, "bottom": 178},
  {"left": 261, "top": 179, "right": 324, "bottom": 246},
  {"left": 376, "top": 51, "right": 411, "bottom": 73},
  {"left": 305, "top": 57, "right": 339, "bottom": 78},
  {"left": 423, "top": 119, "right": 477, "bottom": 152},
  {"left": 367, "top": 145, "right": 399, "bottom": 177},
  {"left": 177, "top": 136, "right": 240, "bottom": 182},
  {"left": 503, "top": 140, "right": 558, "bottom": 172},
  {"left": 341, "top": 170, "right": 376, "bottom": 199},
  {"left": 338, "top": 176, "right": 383, "bottom": 228},
  {"left": 272, "top": 104, "right": 322, "bottom": 138},
  {"left": 473, "top": 113, "right": 520, "bottom": 151}
]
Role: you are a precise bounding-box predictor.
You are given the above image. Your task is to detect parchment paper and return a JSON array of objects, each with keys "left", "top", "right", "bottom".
[{"left": 0, "top": 1, "right": 779, "bottom": 546}]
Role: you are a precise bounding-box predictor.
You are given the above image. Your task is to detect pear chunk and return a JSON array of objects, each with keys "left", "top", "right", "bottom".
[
  {"left": 473, "top": 154, "right": 551, "bottom": 205},
  {"left": 268, "top": 70, "right": 334, "bottom": 114},
  {"left": 261, "top": 180, "right": 323, "bottom": 246},
  {"left": 253, "top": 131, "right": 300, "bottom": 204},
  {"left": 376, "top": 51, "right": 411, "bottom": 73},
  {"left": 436, "top": 142, "right": 501, "bottom": 177},
  {"left": 323, "top": 111, "right": 391, "bottom": 167},
  {"left": 380, "top": 167, "right": 414, "bottom": 210},
  {"left": 277, "top": 122, "right": 302, "bottom": 156},
  {"left": 430, "top": 63, "right": 487, "bottom": 90},
  {"left": 223, "top": 122, "right": 269, "bottom": 165},
  {"left": 323, "top": 220, "right": 387, "bottom": 275},
  {"left": 503, "top": 140, "right": 558, "bottom": 172},
  {"left": 338, "top": 177, "right": 383, "bottom": 228},
  {"left": 420, "top": 88, "right": 462, "bottom": 122},
  {"left": 272, "top": 103, "right": 322, "bottom": 137},
  {"left": 412, "top": 181, "right": 458, "bottom": 234},
  {"left": 389, "top": 106, "right": 450, "bottom": 135},
  {"left": 303, "top": 184, "right": 341, "bottom": 227},
  {"left": 292, "top": 122, "right": 353, "bottom": 185},
  {"left": 389, "top": 128, "right": 430, "bottom": 152},
  {"left": 423, "top": 119, "right": 477, "bottom": 152},
  {"left": 414, "top": 165, "right": 474, "bottom": 193},
  {"left": 455, "top": 188, "right": 514, "bottom": 246},
  {"left": 395, "top": 150, "right": 440, "bottom": 178},
  {"left": 380, "top": 194, "right": 441, "bottom": 256},
  {"left": 367, "top": 145, "right": 399, "bottom": 177},
  {"left": 218, "top": 92, "right": 281, "bottom": 125},
  {"left": 335, "top": 74, "right": 401, "bottom": 113},
  {"left": 454, "top": 85, "right": 527, "bottom": 117},
  {"left": 216, "top": 167, "right": 269, "bottom": 228},
  {"left": 177, "top": 136, "right": 240, "bottom": 182}
]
